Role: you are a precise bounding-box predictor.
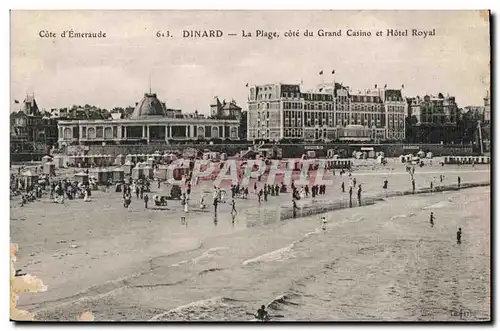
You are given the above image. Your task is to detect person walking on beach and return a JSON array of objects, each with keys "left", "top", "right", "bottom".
[
  {"left": 231, "top": 199, "right": 237, "bottom": 214},
  {"left": 412, "top": 178, "right": 416, "bottom": 194},
  {"left": 357, "top": 185, "right": 362, "bottom": 206},
  {"left": 292, "top": 198, "right": 298, "bottom": 218},
  {"left": 200, "top": 192, "right": 206, "bottom": 209},
  {"left": 458, "top": 176, "right": 461, "bottom": 189},
  {"left": 457, "top": 227, "right": 462, "bottom": 244},
  {"left": 429, "top": 212, "right": 435, "bottom": 227},
  {"left": 341, "top": 181, "right": 345, "bottom": 193},
  {"left": 143, "top": 194, "right": 149, "bottom": 209},
  {"left": 213, "top": 189, "right": 219, "bottom": 213},
  {"left": 182, "top": 194, "right": 189, "bottom": 213}
]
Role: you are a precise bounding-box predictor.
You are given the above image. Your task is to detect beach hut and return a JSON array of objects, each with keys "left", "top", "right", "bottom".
[
  {"left": 123, "top": 160, "right": 133, "bottom": 175},
  {"left": 90, "top": 168, "right": 112, "bottom": 184},
  {"left": 426, "top": 152, "right": 433, "bottom": 159},
  {"left": 152, "top": 152, "right": 162, "bottom": 162},
  {"left": 53, "top": 155, "right": 65, "bottom": 168},
  {"left": 131, "top": 165, "right": 144, "bottom": 180},
  {"left": 115, "top": 154, "right": 125, "bottom": 166},
  {"left": 154, "top": 165, "right": 168, "bottom": 181},
  {"left": 88, "top": 168, "right": 100, "bottom": 182},
  {"left": 21, "top": 170, "right": 39, "bottom": 190},
  {"left": 102, "top": 154, "right": 111, "bottom": 167},
  {"left": 41, "top": 155, "right": 52, "bottom": 165},
  {"left": 43, "top": 162, "right": 56, "bottom": 176},
  {"left": 164, "top": 153, "right": 178, "bottom": 164},
  {"left": 95, "top": 154, "right": 104, "bottom": 167},
  {"left": 147, "top": 157, "right": 155, "bottom": 167},
  {"left": 136, "top": 154, "right": 146, "bottom": 162},
  {"left": 143, "top": 165, "right": 154, "bottom": 179},
  {"left": 367, "top": 150, "right": 376, "bottom": 159},
  {"left": 112, "top": 167, "right": 125, "bottom": 182},
  {"left": 74, "top": 171, "right": 90, "bottom": 185}
]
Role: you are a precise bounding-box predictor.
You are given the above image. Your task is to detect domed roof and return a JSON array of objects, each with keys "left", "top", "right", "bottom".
[{"left": 131, "top": 93, "right": 166, "bottom": 118}]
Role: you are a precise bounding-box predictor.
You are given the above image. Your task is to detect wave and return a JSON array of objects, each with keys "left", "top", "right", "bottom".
[
  {"left": 149, "top": 296, "right": 244, "bottom": 321},
  {"left": 170, "top": 246, "right": 229, "bottom": 267},
  {"left": 422, "top": 201, "right": 451, "bottom": 210},
  {"left": 198, "top": 267, "right": 224, "bottom": 276},
  {"left": 266, "top": 292, "right": 302, "bottom": 311},
  {"left": 192, "top": 246, "right": 229, "bottom": 263},
  {"left": 243, "top": 226, "right": 327, "bottom": 266},
  {"left": 243, "top": 245, "right": 294, "bottom": 265}
]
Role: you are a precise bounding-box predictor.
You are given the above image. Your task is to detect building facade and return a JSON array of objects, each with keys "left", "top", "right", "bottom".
[
  {"left": 210, "top": 97, "right": 243, "bottom": 120},
  {"left": 57, "top": 92, "right": 240, "bottom": 147},
  {"left": 247, "top": 82, "right": 406, "bottom": 142},
  {"left": 406, "top": 93, "right": 459, "bottom": 144},
  {"left": 10, "top": 95, "right": 58, "bottom": 153}
]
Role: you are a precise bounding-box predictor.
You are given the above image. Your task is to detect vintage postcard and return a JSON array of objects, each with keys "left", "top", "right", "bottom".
[{"left": 9, "top": 10, "right": 491, "bottom": 322}]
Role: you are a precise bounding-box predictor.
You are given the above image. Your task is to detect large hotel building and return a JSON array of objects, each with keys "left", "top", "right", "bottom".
[{"left": 247, "top": 82, "right": 407, "bottom": 142}]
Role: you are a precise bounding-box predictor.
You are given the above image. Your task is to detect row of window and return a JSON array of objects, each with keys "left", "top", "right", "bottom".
[
  {"left": 352, "top": 104, "right": 384, "bottom": 112},
  {"left": 387, "top": 105, "right": 406, "bottom": 112}
]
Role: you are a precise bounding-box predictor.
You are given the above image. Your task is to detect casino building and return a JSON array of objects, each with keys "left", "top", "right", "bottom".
[{"left": 57, "top": 92, "right": 241, "bottom": 147}]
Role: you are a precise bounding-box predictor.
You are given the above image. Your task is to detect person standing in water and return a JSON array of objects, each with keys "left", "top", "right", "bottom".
[
  {"left": 457, "top": 227, "right": 462, "bottom": 243},
  {"left": 321, "top": 216, "right": 328, "bottom": 232},
  {"left": 429, "top": 212, "right": 435, "bottom": 227}
]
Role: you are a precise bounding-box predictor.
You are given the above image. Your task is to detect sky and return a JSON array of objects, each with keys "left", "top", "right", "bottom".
[{"left": 10, "top": 10, "right": 490, "bottom": 114}]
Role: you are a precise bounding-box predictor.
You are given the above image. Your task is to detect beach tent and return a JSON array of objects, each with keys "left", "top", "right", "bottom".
[
  {"left": 152, "top": 152, "right": 162, "bottom": 162},
  {"left": 147, "top": 157, "right": 155, "bottom": 167},
  {"left": 131, "top": 166, "right": 144, "bottom": 180},
  {"left": 115, "top": 154, "right": 125, "bottom": 166},
  {"left": 21, "top": 170, "right": 39, "bottom": 190},
  {"left": 74, "top": 171, "right": 90, "bottom": 185},
  {"left": 112, "top": 167, "right": 125, "bottom": 182},
  {"left": 41, "top": 155, "right": 52, "bottom": 165},
  {"left": 91, "top": 168, "right": 112, "bottom": 184},
  {"left": 103, "top": 154, "right": 112, "bottom": 166},
  {"left": 154, "top": 165, "right": 168, "bottom": 181},
  {"left": 426, "top": 152, "right": 433, "bottom": 159},
  {"left": 53, "top": 155, "right": 65, "bottom": 168},
  {"left": 125, "top": 154, "right": 133, "bottom": 163},
  {"left": 123, "top": 160, "right": 133, "bottom": 175},
  {"left": 43, "top": 162, "right": 56, "bottom": 176},
  {"left": 96, "top": 154, "right": 105, "bottom": 167},
  {"left": 417, "top": 150, "right": 426, "bottom": 158},
  {"left": 143, "top": 165, "right": 154, "bottom": 179}
]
